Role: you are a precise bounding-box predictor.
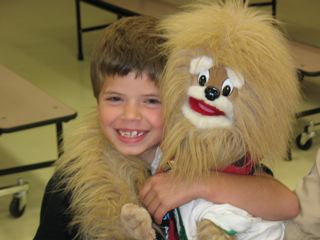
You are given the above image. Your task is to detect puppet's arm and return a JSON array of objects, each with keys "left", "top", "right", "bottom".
[{"left": 121, "top": 203, "right": 155, "bottom": 240}]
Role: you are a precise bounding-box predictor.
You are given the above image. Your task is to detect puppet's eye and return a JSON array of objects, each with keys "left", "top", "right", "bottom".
[
  {"left": 198, "top": 70, "right": 209, "bottom": 86},
  {"left": 221, "top": 78, "right": 234, "bottom": 96}
]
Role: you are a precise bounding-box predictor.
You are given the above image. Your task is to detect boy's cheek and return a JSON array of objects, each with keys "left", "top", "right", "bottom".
[{"left": 149, "top": 113, "right": 164, "bottom": 128}]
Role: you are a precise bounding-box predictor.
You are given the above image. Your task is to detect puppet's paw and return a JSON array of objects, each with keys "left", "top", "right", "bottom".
[
  {"left": 121, "top": 203, "right": 155, "bottom": 240},
  {"left": 197, "top": 219, "right": 235, "bottom": 240}
]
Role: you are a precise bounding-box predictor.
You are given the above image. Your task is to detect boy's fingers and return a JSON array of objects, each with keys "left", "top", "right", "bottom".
[
  {"left": 144, "top": 196, "right": 165, "bottom": 224},
  {"left": 146, "top": 196, "right": 160, "bottom": 216},
  {"left": 141, "top": 189, "right": 156, "bottom": 209},
  {"left": 146, "top": 196, "right": 171, "bottom": 224},
  {"left": 154, "top": 208, "right": 167, "bottom": 224},
  {"left": 139, "top": 179, "right": 152, "bottom": 200},
  {"left": 139, "top": 188, "right": 168, "bottom": 224}
]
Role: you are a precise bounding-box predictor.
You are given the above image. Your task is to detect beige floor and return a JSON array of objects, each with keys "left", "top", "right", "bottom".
[{"left": 0, "top": 0, "right": 319, "bottom": 239}]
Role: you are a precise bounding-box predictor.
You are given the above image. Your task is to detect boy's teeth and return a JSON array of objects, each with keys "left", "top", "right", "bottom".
[{"left": 119, "top": 130, "right": 143, "bottom": 138}]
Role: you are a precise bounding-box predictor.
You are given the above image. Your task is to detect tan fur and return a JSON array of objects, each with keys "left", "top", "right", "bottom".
[
  {"left": 197, "top": 220, "right": 234, "bottom": 240},
  {"left": 121, "top": 203, "right": 156, "bottom": 239},
  {"left": 55, "top": 111, "right": 150, "bottom": 239},
  {"left": 159, "top": 0, "right": 300, "bottom": 179}
]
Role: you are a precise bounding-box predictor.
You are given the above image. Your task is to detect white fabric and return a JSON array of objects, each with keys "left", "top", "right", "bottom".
[
  {"left": 150, "top": 147, "right": 162, "bottom": 175},
  {"left": 150, "top": 149, "right": 285, "bottom": 240},
  {"left": 180, "top": 199, "right": 284, "bottom": 240}
]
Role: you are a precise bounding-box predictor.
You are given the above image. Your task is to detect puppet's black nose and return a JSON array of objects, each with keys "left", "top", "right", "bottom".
[{"left": 205, "top": 86, "right": 220, "bottom": 101}]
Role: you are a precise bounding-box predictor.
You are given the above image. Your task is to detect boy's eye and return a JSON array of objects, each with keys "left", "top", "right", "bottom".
[
  {"left": 105, "top": 96, "right": 122, "bottom": 102},
  {"left": 145, "top": 98, "right": 161, "bottom": 105}
]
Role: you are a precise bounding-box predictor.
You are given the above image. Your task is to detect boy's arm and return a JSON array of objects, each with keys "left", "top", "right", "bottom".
[{"left": 140, "top": 172, "right": 300, "bottom": 224}]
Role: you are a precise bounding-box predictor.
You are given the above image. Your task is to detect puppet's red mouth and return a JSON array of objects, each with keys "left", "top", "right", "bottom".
[{"left": 189, "top": 97, "right": 225, "bottom": 116}]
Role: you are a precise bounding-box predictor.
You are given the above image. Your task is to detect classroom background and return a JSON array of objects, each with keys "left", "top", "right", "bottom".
[{"left": 0, "top": 0, "right": 319, "bottom": 239}]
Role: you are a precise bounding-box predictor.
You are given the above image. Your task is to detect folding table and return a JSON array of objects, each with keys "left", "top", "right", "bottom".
[{"left": 0, "top": 64, "right": 77, "bottom": 217}]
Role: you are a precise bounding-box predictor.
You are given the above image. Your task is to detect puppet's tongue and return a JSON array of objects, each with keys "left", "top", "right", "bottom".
[{"left": 189, "top": 97, "right": 225, "bottom": 116}]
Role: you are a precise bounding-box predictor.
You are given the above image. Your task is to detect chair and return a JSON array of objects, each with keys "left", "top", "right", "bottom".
[{"left": 291, "top": 42, "right": 320, "bottom": 151}]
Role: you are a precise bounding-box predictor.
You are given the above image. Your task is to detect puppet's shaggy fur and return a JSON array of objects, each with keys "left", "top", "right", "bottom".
[
  {"left": 156, "top": 0, "right": 300, "bottom": 239},
  {"left": 55, "top": 112, "right": 150, "bottom": 239},
  {"left": 159, "top": 0, "right": 300, "bottom": 179}
]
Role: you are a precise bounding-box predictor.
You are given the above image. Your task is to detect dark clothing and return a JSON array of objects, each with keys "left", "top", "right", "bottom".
[{"left": 34, "top": 175, "right": 76, "bottom": 240}]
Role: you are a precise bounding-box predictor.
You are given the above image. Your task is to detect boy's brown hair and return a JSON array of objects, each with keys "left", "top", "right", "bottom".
[{"left": 90, "top": 15, "right": 166, "bottom": 100}]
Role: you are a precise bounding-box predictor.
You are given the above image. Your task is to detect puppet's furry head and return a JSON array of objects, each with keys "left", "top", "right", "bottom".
[{"left": 159, "top": 0, "right": 300, "bottom": 179}]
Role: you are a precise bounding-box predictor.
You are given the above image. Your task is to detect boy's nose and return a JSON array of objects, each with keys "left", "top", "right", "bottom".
[{"left": 123, "top": 103, "right": 142, "bottom": 120}]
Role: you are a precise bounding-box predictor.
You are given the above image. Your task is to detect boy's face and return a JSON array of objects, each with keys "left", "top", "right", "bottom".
[{"left": 98, "top": 72, "right": 163, "bottom": 164}]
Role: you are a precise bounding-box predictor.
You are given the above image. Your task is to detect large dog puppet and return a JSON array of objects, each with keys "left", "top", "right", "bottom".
[
  {"left": 121, "top": 1, "right": 300, "bottom": 240},
  {"left": 157, "top": 1, "right": 300, "bottom": 240}
]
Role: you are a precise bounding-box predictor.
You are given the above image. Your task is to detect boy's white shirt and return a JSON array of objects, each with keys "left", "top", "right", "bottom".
[
  {"left": 151, "top": 147, "right": 285, "bottom": 240},
  {"left": 150, "top": 147, "right": 162, "bottom": 175}
]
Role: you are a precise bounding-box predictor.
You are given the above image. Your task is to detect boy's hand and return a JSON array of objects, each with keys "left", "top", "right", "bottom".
[{"left": 139, "top": 172, "right": 199, "bottom": 224}]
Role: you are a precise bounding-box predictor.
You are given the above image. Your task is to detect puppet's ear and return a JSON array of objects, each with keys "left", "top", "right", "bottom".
[
  {"left": 189, "top": 55, "right": 214, "bottom": 74},
  {"left": 226, "top": 67, "right": 244, "bottom": 89}
]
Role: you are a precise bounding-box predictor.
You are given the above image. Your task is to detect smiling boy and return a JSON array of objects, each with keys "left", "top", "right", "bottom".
[{"left": 98, "top": 72, "right": 163, "bottom": 164}]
